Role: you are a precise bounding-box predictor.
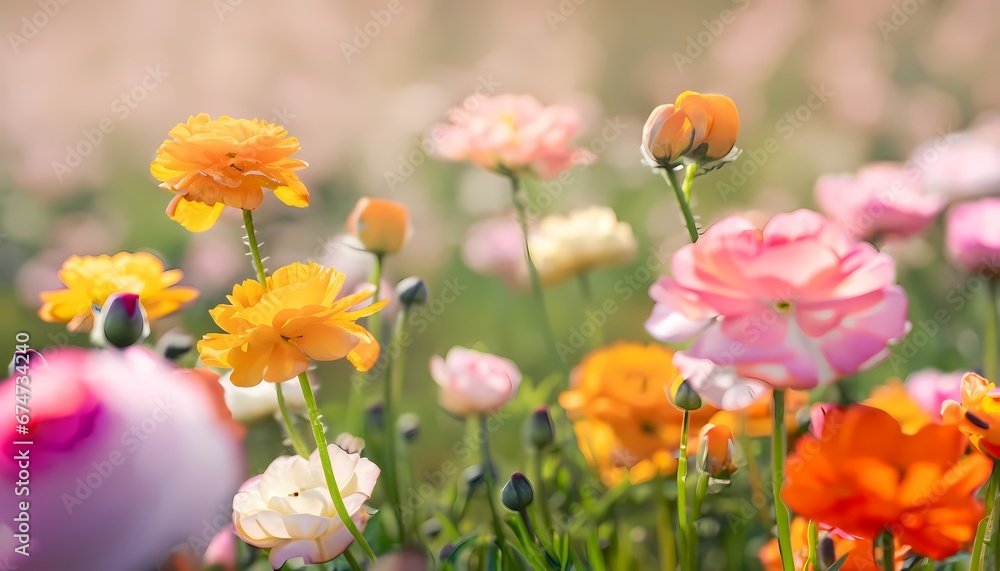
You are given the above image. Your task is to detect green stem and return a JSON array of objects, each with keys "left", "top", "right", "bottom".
[
  {"left": 677, "top": 410, "right": 691, "bottom": 571},
  {"left": 877, "top": 529, "right": 894, "bottom": 571},
  {"left": 660, "top": 167, "right": 699, "bottom": 243},
  {"left": 382, "top": 308, "right": 408, "bottom": 543},
  {"left": 509, "top": 175, "right": 562, "bottom": 368},
  {"left": 478, "top": 415, "right": 507, "bottom": 551},
  {"left": 578, "top": 273, "right": 604, "bottom": 349},
  {"left": 739, "top": 419, "right": 772, "bottom": 529},
  {"left": 242, "top": 209, "right": 269, "bottom": 284},
  {"left": 972, "top": 463, "right": 1000, "bottom": 570},
  {"left": 985, "top": 280, "right": 998, "bottom": 381},
  {"left": 690, "top": 473, "right": 709, "bottom": 570},
  {"left": 657, "top": 492, "right": 677, "bottom": 571},
  {"left": 771, "top": 389, "right": 794, "bottom": 571},
  {"left": 806, "top": 520, "right": 818, "bottom": 571},
  {"left": 369, "top": 254, "right": 385, "bottom": 347},
  {"left": 297, "top": 372, "right": 378, "bottom": 563},
  {"left": 532, "top": 450, "right": 553, "bottom": 539},
  {"left": 343, "top": 549, "right": 363, "bottom": 571},
  {"left": 274, "top": 383, "right": 309, "bottom": 457}
]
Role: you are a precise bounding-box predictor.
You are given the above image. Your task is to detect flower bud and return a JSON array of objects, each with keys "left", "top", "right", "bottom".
[
  {"left": 398, "top": 412, "right": 420, "bottom": 443},
  {"left": 501, "top": 472, "right": 534, "bottom": 511},
  {"left": 396, "top": 277, "right": 428, "bottom": 308},
  {"left": 640, "top": 91, "right": 740, "bottom": 169},
  {"left": 439, "top": 544, "right": 456, "bottom": 561},
  {"left": 154, "top": 329, "right": 194, "bottom": 361},
  {"left": 420, "top": 518, "right": 443, "bottom": 539},
  {"left": 668, "top": 376, "right": 703, "bottom": 411},
  {"left": 462, "top": 464, "right": 485, "bottom": 491},
  {"left": 697, "top": 424, "right": 738, "bottom": 481},
  {"left": 91, "top": 292, "right": 150, "bottom": 348},
  {"left": 335, "top": 432, "right": 366, "bottom": 454},
  {"left": 347, "top": 197, "right": 412, "bottom": 255},
  {"left": 365, "top": 402, "right": 385, "bottom": 431},
  {"left": 524, "top": 405, "right": 555, "bottom": 450}
]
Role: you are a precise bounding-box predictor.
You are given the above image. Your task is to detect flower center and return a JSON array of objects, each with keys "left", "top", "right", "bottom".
[{"left": 774, "top": 301, "right": 793, "bottom": 313}]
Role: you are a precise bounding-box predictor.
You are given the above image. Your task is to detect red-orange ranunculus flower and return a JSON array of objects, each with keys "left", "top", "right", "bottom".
[
  {"left": 942, "top": 372, "right": 1000, "bottom": 458},
  {"left": 640, "top": 91, "right": 739, "bottom": 167},
  {"left": 782, "top": 404, "right": 991, "bottom": 561},
  {"left": 151, "top": 114, "right": 309, "bottom": 231}
]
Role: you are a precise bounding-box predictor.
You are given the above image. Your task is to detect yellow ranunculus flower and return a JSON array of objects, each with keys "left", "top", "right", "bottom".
[
  {"left": 151, "top": 114, "right": 310, "bottom": 232},
  {"left": 39, "top": 251, "right": 198, "bottom": 332},
  {"left": 198, "top": 262, "right": 386, "bottom": 387},
  {"left": 942, "top": 372, "right": 1000, "bottom": 458}
]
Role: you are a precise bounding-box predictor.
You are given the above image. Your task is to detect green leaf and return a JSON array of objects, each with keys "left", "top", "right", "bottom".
[{"left": 825, "top": 552, "right": 851, "bottom": 571}]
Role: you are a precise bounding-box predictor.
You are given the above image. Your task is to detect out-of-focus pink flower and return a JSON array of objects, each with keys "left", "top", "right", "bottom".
[
  {"left": 672, "top": 353, "right": 767, "bottom": 410},
  {"left": 645, "top": 209, "right": 908, "bottom": 390},
  {"left": 946, "top": 198, "right": 1000, "bottom": 273},
  {"left": 430, "top": 347, "right": 522, "bottom": 415},
  {"left": 462, "top": 215, "right": 529, "bottom": 289},
  {"left": 919, "top": 115, "right": 1000, "bottom": 201},
  {"left": 0, "top": 347, "right": 244, "bottom": 571},
  {"left": 431, "top": 94, "right": 593, "bottom": 179},
  {"left": 204, "top": 526, "right": 237, "bottom": 571},
  {"left": 808, "top": 402, "right": 839, "bottom": 438},
  {"left": 814, "top": 162, "right": 943, "bottom": 242},
  {"left": 233, "top": 446, "right": 379, "bottom": 568},
  {"left": 905, "top": 368, "right": 964, "bottom": 418}
]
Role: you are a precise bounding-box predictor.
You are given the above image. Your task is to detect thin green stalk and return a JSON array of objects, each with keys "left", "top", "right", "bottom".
[
  {"left": 771, "top": 389, "right": 794, "bottom": 571},
  {"left": 677, "top": 411, "right": 691, "bottom": 571},
  {"left": 242, "top": 209, "right": 310, "bottom": 457},
  {"left": 877, "top": 529, "right": 894, "bottom": 571},
  {"left": 578, "top": 273, "right": 604, "bottom": 349},
  {"left": 657, "top": 492, "right": 678, "bottom": 571},
  {"left": 985, "top": 280, "right": 998, "bottom": 381},
  {"left": 382, "top": 308, "right": 408, "bottom": 543},
  {"left": 531, "top": 450, "right": 553, "bottom": 538},
  {"left": 478, "top": 415, "right": 507, "bottom": 551},
  {"left": 274, "top": 383, "right": 309, "bottom": 457},
  {"left": 509, "top": 175, "right": 562, "bottom": 368},
  {"left": 972, "top": 463, "right": 1000, "bottom": 570},
  {"left": 343, "top": 549, "right": 363, "bottom": 571},
  {"left": 805, "top": 520, "right": 818, "bottom": 571},
  {"left": 690, "top": 473, "right": 709, "bottom": 570},
  {"left": 660, "top": 167, "right": 699, "bottom": 243},
  {"left": 297, "top": 372, "right": 378, "bottom": 563},
  {"left": 739, "top": 419, "right": 772, "bottom": 529},
  {"left": 369, "top": 254, "right": 385, "bottom": 346}
]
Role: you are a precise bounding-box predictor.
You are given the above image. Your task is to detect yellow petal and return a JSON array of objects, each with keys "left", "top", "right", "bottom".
[{"left": 166, "top": 195, "right": 226, "bottom": 232}]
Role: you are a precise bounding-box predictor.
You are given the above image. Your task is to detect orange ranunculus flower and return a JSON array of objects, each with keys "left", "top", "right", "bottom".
[
  {"left": 865, "top": 380, "right": 935, "bottom": 435},
  {"left": 151, "top": 114, "right": 309, "bottom": 232},
  {"left": 39, "top": 251, "right": 198, "bottom": 332},
  {"left": 559, "top": 341, "right": 717, "bottom": 486},
  {"left": 758, "top": 517, "right": 908, "bottom": 571},
  {"left": 197, "top": 262, "right": 386, "bottom": 387},
  {"left": 942, "top": 372, "right": 1000, "bottom": 458},
  {"left": 709, "top": 389, "right": 808, "bottom": 438},
  {"left": 782, "top": 404, "right": 991, "bottom": 561},
  {"left": 346, "top": 197, "right": 412, "bottom": 255},
  {"left": 640, "top": 91, "right": 739, "bottom": 168}
]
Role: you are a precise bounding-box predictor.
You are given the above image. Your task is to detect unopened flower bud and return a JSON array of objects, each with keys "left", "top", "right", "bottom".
[
  {"left": 501, "top": 472, "right": 534, "bottom": 511},
  {"left": 462, "top": 464, "right": 485, "bottom": 491},
  {"left": 365, "top": 402, "right": 385, "bottom": 431},
  {"left": 91, "top": 292, "right": 150, "bottom": 348},
  {"left": 154, "top": 329, "right": 194, "bottom": 361},
  {"left": 524, "top": 405, "right": 556, "bottom": 450},
  {"left": 668, "top": 376, "right": 703, "bottom": 411},
  {"left": 439, "top": 544, "right": 456, "bottom": 561},
  {"left": 697, "top": 424, "right": 738, "bottom": 481},
  {"left": 347, "top": 197, "right": 412, "bottom": 255},
  {"left": 398, "top": 412, "right": 420, "bottom": 443},
  {"left": 420, "top": 518, "right": 443, "bottom": 539},
  {"left": 396, "top": 277, "right": 428, "bottom": 307}
]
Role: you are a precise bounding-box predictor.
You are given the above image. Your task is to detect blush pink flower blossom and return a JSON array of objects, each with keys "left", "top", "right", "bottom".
[
  {"left": 904, "top": 368, "right": 964, "bottom": 419},
  {"left": 0, "top": 347, "right": 244, "bottom": 571},
  {"left": 919, "top": 115, "right": 1000, "bottom": 201},
  {"left": 431, "top": 94, "right": 593, "bottom": 179},
  {"left": 462, "top": 215, "right": 529, "bottom": 289},
  {"left": 945, "top": 198, "right": 1000, "bottom": 273},
  {"left": 430, "top": 347, "right": 522, "bottom": 415},
  {"left": 645, "top": 209, "right": 908, "bottom": 390},
  {"left": 814, "top": 162, "right": 943, "bottom": 242}
]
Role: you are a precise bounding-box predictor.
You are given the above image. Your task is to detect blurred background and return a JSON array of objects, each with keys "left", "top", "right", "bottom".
[{"left": 2, "top": 0, "right": 1000, "bottom": 565}]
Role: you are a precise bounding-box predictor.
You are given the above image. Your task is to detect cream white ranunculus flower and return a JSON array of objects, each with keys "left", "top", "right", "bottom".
[
  {"left": 233, "top": 445, "right": 380, "bottom": 568},
  {"left": 529, "top": 206, "right": 638, "bottom": 286},
  {"left": 219, "top": 370, "right": 308, "bottom": 423}
]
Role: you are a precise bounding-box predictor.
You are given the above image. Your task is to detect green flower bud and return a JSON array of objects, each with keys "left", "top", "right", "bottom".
[
  {"left": 501, "top": 472, "right": 534, "bottom": 511},
  {"left": 668, "top": 376, "right": 702, "bottom": 411},
  {"left": 524, "top": 405, "right": 556, "bottom": 450},
  {"left": 395, "top": 277, "right": 428, "bottom": 307},
  {"left": 91, "top": 292, "right": 149, "bottom": 348}
]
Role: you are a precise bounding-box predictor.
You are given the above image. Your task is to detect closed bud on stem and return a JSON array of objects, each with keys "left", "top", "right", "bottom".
[
  {"left": 91, "top": 292, "right": 150, "bottom": 348},
  {"left": 462, "top": 464, "right": 485, "bottom": 491},
  {"left": 365, "top": 402, "right": 385, "bottom": 431},
  {"left": 154, "top": 329, "right": 194, "bottom": 361},
  {"left": 524, "top": 405, "right": 556, "bottom": 450},
  {"left": 697, "top": 424, "right": 738, "bottom": 481},
  {"left": 398, "top": 412, "right": 420, "bottom": 443},
  {"left": 501, "top": 472, "right": 534, "bottom": 511},
  {"left": 420, "top": 518, "right": 443, "bottom": 539},
  {"left": 395, "top": 277, "right": 428, "bottom": 308},
  {"left": 668, "top": 376, "right": 703, "bottom": 411}
]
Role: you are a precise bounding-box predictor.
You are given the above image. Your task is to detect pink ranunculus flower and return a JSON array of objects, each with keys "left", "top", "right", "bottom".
[
  {"left": 462, "top": 215, "right": 529, "bottom": 289},
  {"left": 431, "top": 93, "right": 594, "bottom": 179},
  {"left": 204, "top": 526, "right": 237, "bottom": 571},
  {"left": 814, "top": 162, "right": 943, "bottom": 242},
  {"left": 919, "top": 114, "right": 1000, "bottom": 201},
  {"left": 905, "top": 368, "right": 964, "bottom": 418},
  {"left": 0, "top": 347, "right": 244, "bottom": 571},
  {"left": 645, "top": 209, "right": 909, "bottom": 390},
  {"left": 672, "top": 353, "right": 768, "bottom": 410},
  {"left": 945, "top": 198, "right": 1000, "bottom": 274},
  {"left": 233, "top": 445, "right": 379, "bottom": 568},
  {"left": 430, "top": 347, "right": 522, "bottom": 415}
]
